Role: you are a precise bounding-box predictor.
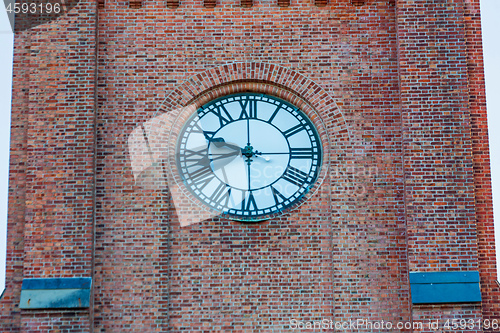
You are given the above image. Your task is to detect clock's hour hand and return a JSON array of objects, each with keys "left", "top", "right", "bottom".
[
  {"left": 204, "top": 131, "right": 242, "bottom": 151},
  {"left": 202, "top": 131, "right": 214, "bottom": 138},
  {"left": 204, "top": 131, "right": 224, "bottom": 143},
  {"left": 190, "top": 151, "right": 240, "bottom": 171}
]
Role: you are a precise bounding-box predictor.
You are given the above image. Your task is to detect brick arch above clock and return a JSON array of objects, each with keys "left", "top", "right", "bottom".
[{"left": 158, "top": 62, "right": 351, "bottom": 145}]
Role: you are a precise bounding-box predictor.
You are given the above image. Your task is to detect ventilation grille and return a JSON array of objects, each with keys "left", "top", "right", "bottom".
[{"left": 129, "top": 0, "right": 141, "bottom": 8}]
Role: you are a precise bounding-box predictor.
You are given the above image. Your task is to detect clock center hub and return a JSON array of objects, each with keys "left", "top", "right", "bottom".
[
  {"left": 242, "top": 145, "right": 255, "bottom": 159},
  {"left": 208, "top": 119, "right": 290, "bottom": 190}
]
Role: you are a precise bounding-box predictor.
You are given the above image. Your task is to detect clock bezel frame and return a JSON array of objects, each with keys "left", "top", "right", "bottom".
[
  {"left": 175, "top": 93, "right": 323, "bottom": 222},
  {"left": 166, "top": 85, "right": 331, "bottom": 224}
]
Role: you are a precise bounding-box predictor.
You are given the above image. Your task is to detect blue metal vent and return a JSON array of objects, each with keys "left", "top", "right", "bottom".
[
  {"left": 19, "top": 277, "right": 92, "bottom": 309},
  {"left": 409, "top": 271, "right": 481, "bottom": 304}
]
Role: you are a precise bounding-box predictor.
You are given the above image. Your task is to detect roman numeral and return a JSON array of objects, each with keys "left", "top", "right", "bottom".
[
  {"left": 189, "top": 164, "right": 214, "bottom": 190},
  {"left": 210, "top": 182, "right": 232, "bottom": 207},
  {"left": 184, "top": 148, "right": 210, "bottom": 166},
  {"left": 211, "top": 104, "right": 233, "bottom": 126},
  {"left": 203, "top": 131, "right": 216, "bottom": 140},
  {"left": 282, "top": 166, "right": 308, "bottom": 187},
  {"left": 241, "top": 191, "right": 258, "bottom": 211},
  {"left": 283, "top": 124, "right": 305, "bottom": 138},
  {"left": 271, "top": 186, "right": 287, "bottom": 204},
  {"left": 190, "top": 122, "right": 205, "bottom": 134},
  {"left": 290, "top": 147, "right": 316, "bottom": 159},
  {"left": 268, "top": 104, "right": 282, "bottom": 123},
  {"left": 238, "top": 99, "right": 257, "bottom": 119},
  {"left": 190, "top": 123, "right": 217, "bottom": 141}
]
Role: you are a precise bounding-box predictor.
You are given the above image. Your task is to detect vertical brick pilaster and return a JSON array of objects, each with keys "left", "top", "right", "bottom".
[
  {"left": 9, "top": 0, "right": 97, "bottom": 331},
  {"left": 0, "top": 28, "right": 30, "bottom": 333},
  {"left": 463, "top": 0, "right": 500, "bottom": 326},
  {"left": 396, "top": 0, "right": 482, "bottom": 330}
]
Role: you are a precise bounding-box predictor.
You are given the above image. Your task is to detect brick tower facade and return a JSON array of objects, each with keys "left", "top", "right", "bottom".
[{"left": 1, "top": 0, "right": 499, "bottom": 331}]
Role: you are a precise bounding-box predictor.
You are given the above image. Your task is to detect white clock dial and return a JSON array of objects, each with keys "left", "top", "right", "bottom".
[{"left": 176, "top": 93, "right": 322, "bottom": 221}]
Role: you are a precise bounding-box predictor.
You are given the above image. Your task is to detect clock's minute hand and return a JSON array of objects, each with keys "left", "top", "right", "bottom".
[
  {"left": 203, "top": 131, "right": 224, "bottom": 144},
  {"left": 254, "top": 151, "right": 270, "bottom": 162}
]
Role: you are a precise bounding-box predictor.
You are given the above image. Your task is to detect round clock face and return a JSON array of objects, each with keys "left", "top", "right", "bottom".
[{"left": 176, "top": 93, "right": 322, "bottom": 221}]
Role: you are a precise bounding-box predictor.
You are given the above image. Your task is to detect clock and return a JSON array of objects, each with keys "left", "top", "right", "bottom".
[{"left": 176, "top": 93, "right": 322, "bottom": 221}]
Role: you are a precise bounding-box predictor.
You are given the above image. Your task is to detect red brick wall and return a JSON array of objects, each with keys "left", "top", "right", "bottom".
[
  {"left": 0, "top": 26, "right": 30, "bottom": 333},
  {"left": 395, "top": 0, "right": 498, "bottom": 331},
  {"left": 20, "top": 311, "right": 91, "bottom": 333},
  {"left": 2, "top": 0, "right": 497, "bottom": 331},
  {"left": 1, "top": 0, "right": 97, "bottom": 330}
]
